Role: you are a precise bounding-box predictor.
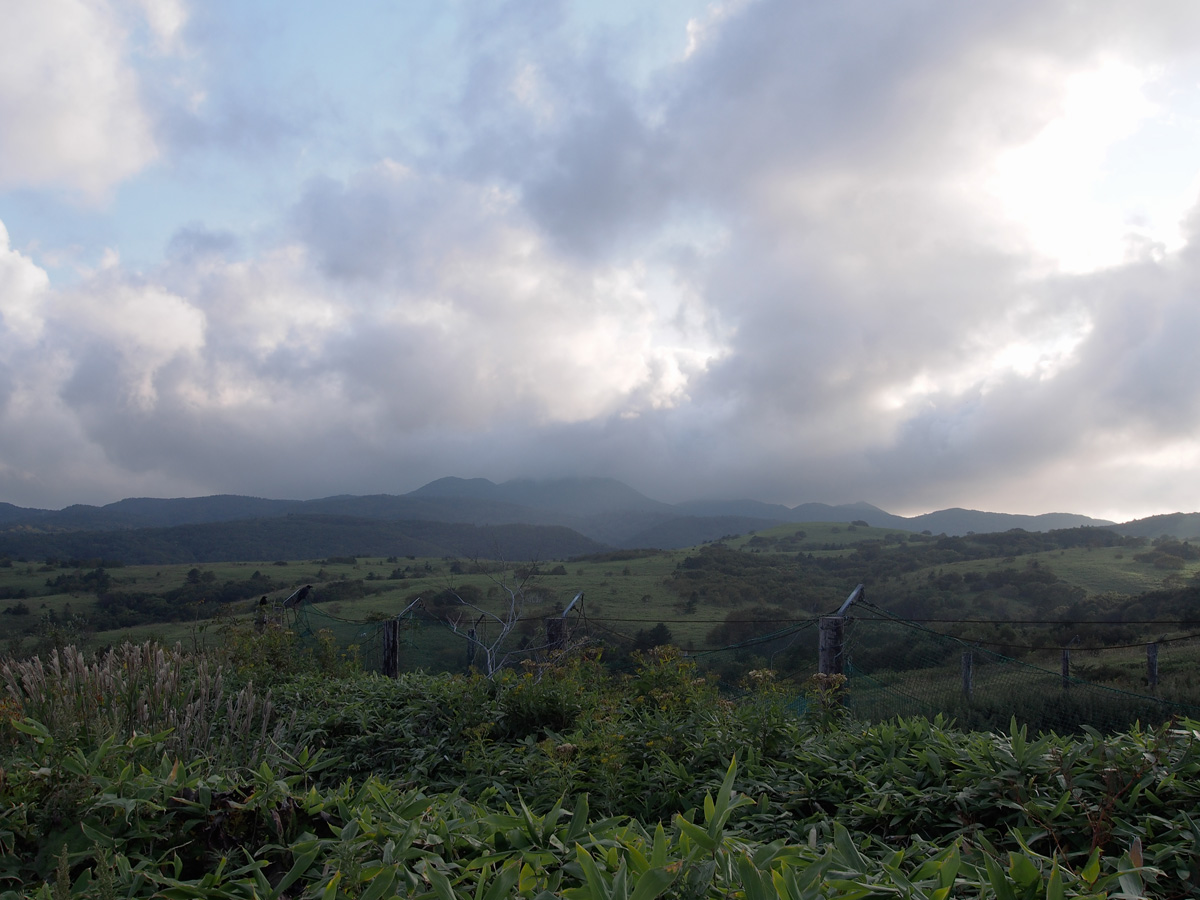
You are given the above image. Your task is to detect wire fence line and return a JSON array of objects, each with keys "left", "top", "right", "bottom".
[
  {"left": 282, "top": 589, "right": 1200, "bottom": 733},
  {"left": 838, "top": 603, "right": 1200, "bottom": 732},
  {"left": 287, "top": 600, "right": 594, "bottom": 675}
]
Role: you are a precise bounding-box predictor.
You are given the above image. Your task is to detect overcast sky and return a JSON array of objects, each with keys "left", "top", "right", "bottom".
[{"left": 2, "top": 0, "right": 1200, "bottom": 520}]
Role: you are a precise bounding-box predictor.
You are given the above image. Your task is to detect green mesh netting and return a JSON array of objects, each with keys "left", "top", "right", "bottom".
[
  {"left": 279, "top": 594, "right": 1199, "bottom": 733},
  {"left": 842, "top": 605, "right": 1200, "bottom": 732},
  {"left": 286, "top": 601, "right": 590, "bottom": 675}
]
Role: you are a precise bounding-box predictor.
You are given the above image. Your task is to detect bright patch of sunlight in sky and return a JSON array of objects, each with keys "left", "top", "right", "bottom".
[
  {"left": 982, "top": 317, "right": 1092, "bottom": 383},
  {"left": 988, "top": 61, "right": 1200, "bottom": 273},
  {"left": 1107, "top": 437, "right": 1200, "bottom": 472},
  {"left": 879, "top": 312, "right": 1092, "bottom": 413}
]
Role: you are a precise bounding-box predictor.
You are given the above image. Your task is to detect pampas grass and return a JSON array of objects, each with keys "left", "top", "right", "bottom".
[{"left": 0, "top": 641, "right": 294, "bottom": 768}]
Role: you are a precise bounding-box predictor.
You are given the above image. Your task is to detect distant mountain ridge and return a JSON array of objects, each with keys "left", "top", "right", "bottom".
[
  {"left": 1111, "top": 512, "right": 1200, "bottom": 540},
  {"left": 0, "top": 477, "right": 1192, "bottom": 564},
  {"left": 412, "top": 476, "right": 675, "bottom": 515}
]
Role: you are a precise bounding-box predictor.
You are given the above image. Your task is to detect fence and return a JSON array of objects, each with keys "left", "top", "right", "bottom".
[
  {"left": 288, "top": 599, "right": 592, "bottom": 676},
  {"left": 282, "top": 588, "right": 1200, "bottom": 733},
  {"left": 838, "top": 601, "right": 1200, "bottom": 732}
]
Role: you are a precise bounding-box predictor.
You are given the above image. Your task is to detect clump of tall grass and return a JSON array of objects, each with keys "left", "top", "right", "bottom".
[{"left": 0, "top": 641, "right": 293, "bottom": 768}]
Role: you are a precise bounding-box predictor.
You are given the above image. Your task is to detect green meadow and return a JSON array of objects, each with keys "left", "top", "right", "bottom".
[{"left": 4, "top": 521, "right": 1199, "bottom": 705}]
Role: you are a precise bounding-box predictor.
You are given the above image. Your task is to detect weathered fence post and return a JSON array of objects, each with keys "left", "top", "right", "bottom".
[
  {"left": 544, "top": 592, "right": 582, "bottom": 657},
  {"left": 1061, "top": 648, "right": 1070, "bottom": 689},
  {"left": 961, "top": 651, "right": 974, "bottom": 700},
  {"left": 1147, "top": 641, "right": 1159, "bottom": 689},
  {"left": 467, "top": 627, "right": 477, "bottom": 670},
  {"left": 383, "top": 618, "right": 400, "bottom": 678},
  {"left": 818, "top": 617, "right": 845, "bottom": 675},
  {"left": 818, "top": 584, "right": 863, "bottom": 676},
  {"left": 545, "top": 617, "right": 567, "bottom": 651}
]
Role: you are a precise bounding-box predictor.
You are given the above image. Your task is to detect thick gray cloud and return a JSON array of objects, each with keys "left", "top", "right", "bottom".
[{"left": 2, "top": 0, "right": 1200, "bottom": 520}]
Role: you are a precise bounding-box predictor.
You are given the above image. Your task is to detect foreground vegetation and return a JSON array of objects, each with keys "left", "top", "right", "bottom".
[{"left": 2, "top": 637, "right": 1198, "bottom": 898}]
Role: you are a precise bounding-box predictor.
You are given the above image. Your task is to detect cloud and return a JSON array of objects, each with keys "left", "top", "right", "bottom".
[
  {"left": 4, "top": 0, "right": 1200, "bottom": 521},
  {"left": 288, "top": 161, "right": 724, "bottom": 426},
  {"left": 612, "top": 0, "right": 1200, "bottom": 512},
  {"left": 0, "top": 0, "right": 188, "bottom": 197},
  {"left": 0, "top": 149, "right": 727, "bottom": 504},
  {"left": 442, "top": 6, "right": 681, "bottom": 260},
  {"left": 0, "top": 222, "right": 50, "bottom": 343},
  {"left": 130, "top": 0, "right": 188, "bottom": 51}
]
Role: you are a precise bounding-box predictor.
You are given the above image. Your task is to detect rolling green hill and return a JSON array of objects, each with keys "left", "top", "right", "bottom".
[
  {"left": 6, "top": 519, "right": 1200, "bottom": 687},
  {"left": 0, "top": 515, "right": 607, "bottom": 565}
]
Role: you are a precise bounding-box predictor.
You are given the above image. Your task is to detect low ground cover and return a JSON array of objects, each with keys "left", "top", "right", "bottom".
[{"left": 1, "top": 640, "right": 1197, "bottom": 898}]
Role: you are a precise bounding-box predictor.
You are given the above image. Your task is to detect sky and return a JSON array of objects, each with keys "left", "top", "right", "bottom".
[{"left": 2, "top": 0, "right": 1200, "bottom": 521}]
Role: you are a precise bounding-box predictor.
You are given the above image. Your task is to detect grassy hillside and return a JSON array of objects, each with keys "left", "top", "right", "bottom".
[
  {"left": 6, "top": 522, "right": 1200, "bottom": 702},
  {"left": 4, "top": 522, "right": 1195, "bottom": 634}
]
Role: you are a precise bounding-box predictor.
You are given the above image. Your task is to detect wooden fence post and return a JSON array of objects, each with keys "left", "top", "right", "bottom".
[
  {"left": 1147, "top": 641, "right": 1159, "bottom": 689},
  {"left": 1061, "top": 648, "right": 1070, "bottom": 689},
  {"left": 383, "top": 618, "right": 400, "bottom": 678},
  {"left": 819, "top": 617, "right": 845, "bottom": 675},
  {"left": 961, "top": 651, "right": 973, "bottom": 701},
  {"left": 546, "top": 617, "right": 566, "bottom": 651}
]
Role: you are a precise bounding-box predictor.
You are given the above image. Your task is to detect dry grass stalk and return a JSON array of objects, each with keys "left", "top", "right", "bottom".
[{"left": 0, "top": 641, "right": 295, "bottom": 767}]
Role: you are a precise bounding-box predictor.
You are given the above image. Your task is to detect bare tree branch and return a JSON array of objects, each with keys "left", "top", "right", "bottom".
[{"left": 440, "top": 554, "right": 588, "bottom": 677}]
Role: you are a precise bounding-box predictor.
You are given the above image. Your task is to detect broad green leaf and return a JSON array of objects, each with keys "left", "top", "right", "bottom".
[
  {"left": 272, "top": 843, "right": 321, "bottom": 900},
  {"left": 12, "top": 718, "right": 52, "bottom": 743},
  {"left": 1045, "top": 860, "right": 1064, "bottom": 900},
  {"left": 1008, "top": 853, "right": 1041, "bottom": 890},
  {"left": 517, "top": 796, "right": 543, "bottom": 846},
  {"left": 938, "top": 844, "right": 960, "bottom": 889},
  {"left": 1117, "top": 868, "right": 1144, "bottom": 898},
  {"left": 983, "top": 854, "right": 1018, "bottom": 900},
  {"left": 816, "top": 881, "right": 873, "bottom": 900},
  {"left": 566, "top": 794, "right": 591, "bottom": 844},
  {"left": 575, "top": 844, "right": 612, "bottom": 900},
  {"left": 1049, "top": 791, "right": 1072, "bottom": 819},
  {"left": 622, "top": 841, "right": 651, "bottom": 876},
  {"left": 831, "top": 823, "right": 868, "bottom": 873},
  {"left": 628, "top": 866, "right": 677, "bottom": 900},
  {"left": 518, "top": 862, "right": 544, "bottom": 896},
  {"left": 360, "top": 869, "right": 399, "bottom": 900},
  {"left": 481, "top": 862, "right": 521, "bottom": 900},
  {"left": 736, "top": 854, "right": 776, "bottom": 900},
  {"left": 425, "top": 866, "right": 457, "bottom": 900},
  {"left": 320, "top": 871, "right": 343, "bottom": 900},
  {"left": 1080, "top": 848, "right": 1101, "bottom": 886},
  {"left": 79, "top": 820, "right": 113, "bottom": 848},
  {"left": 674, "top": 815, "right": 717, "bottom": 853},
  {"left": 650, "top": 823, "right": 669, "bottom": 869},
  {"left": 609, "top": 859, "right": 629, "bottom": 900}
]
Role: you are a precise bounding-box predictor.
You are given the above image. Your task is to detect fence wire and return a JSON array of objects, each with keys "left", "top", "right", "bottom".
[
  {"left": 288, "top": 601, "right": 596, "bottom": 675},
  {"left": 281, "top": 594, "right": 1200, "bottom": 733},
  {"left": 842, "top": 604, "right": 1200, "bottom": 732}
]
